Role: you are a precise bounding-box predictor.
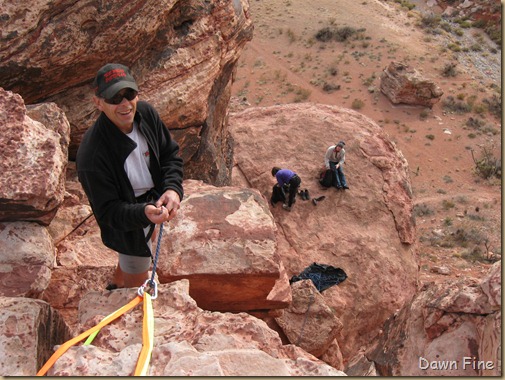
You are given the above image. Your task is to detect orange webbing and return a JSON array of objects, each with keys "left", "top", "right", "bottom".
[
  {"left": 36, "top": 295, "right": 143, "bottom": 376},
  {"left": 133, "top": 292, "right": 154, "bottom": 376}
]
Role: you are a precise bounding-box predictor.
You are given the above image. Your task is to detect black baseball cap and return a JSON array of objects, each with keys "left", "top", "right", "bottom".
[{"left": 94, "top": 63, "right": 139, "bottom": 98}]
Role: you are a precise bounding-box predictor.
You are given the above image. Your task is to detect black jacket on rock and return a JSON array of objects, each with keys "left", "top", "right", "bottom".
[{"left": 76, "top": 101, "right": 184, "bottom": 257}]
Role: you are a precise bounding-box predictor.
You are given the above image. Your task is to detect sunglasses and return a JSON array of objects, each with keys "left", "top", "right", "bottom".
[{"left": 103, "top": 88, "right": 138, "bottom": 105}]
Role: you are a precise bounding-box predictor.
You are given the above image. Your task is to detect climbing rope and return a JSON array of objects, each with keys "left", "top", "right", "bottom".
[
  {"left": 149, "top": 222, "right": 164, "bottom": 291},
  {"left": 37, "top": 222, "right": 165, "bottom": 376}
]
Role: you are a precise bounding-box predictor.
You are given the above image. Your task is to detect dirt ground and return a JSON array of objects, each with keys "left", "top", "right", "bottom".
[{"left": 230, "top": 0, "right": 502, "bottom": 284}]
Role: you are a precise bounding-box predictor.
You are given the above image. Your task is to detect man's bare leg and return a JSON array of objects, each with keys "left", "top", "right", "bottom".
[
  {"left": 112, "top": 264, "right": 148, "bottom": 288},
  {"left": 123, "top": 270, "right": 149, "bottom": 288},
  {"left": 112, "top": 264, "right": 124, "bottom": 288}
]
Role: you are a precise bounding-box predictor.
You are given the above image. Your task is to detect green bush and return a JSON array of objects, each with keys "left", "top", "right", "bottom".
[
  {"left": 351, "top": 98, "right": 364, "bottom": 109},
  {"left": 420, "top": 13, "right": 441, "bottom": 29},
  {"left": 471, "top": 144, "right": 501, "bottom": 179},
  {"left": 441, "top": 63, "right": 458, "bottom": 77},
  {"left": 442, "top": 96, "right": 472, "bottom": 114}
]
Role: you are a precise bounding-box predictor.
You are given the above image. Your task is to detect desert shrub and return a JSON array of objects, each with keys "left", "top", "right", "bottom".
[
  {"left": 482, "top": 95, "right": 501, "bottom": 119},
  {"left": 425, "top": 134, "right": 435, "bottom": 140},
  {"left": 315, "top": 27, "right": 334, "bottom": 42},
  {"left": 465, "top": 117, "right": 486, "bottom": 130},
  {"left": 335, "top": 26, "right": 358, "bottom": 42},
  {"left": 471, "top": 144, "right": 501, "bottom": 179},
  {"left": 442, "top": 96, "right": 472, "bottom": 114},
  {"left": 414, "top": 203, "right": 434, "bottom": 217},
  {"left": 469, "top": 43, "right": 483, "bottom": 52},
  {"left": 472, "top": 102, "right": 487, "bottom": 114},
  {"left": 322, "top": 82, "right": 341, "bottom": 93},
  {"left": 419, "top": 109, "right": 430, "bottom": 120},
  {"left": 485, "top": 24, "right": 501, "bottom": 46},
  {"left": 442, "top": 199, "right": 455, "bottom": 210},
  {"left": 362, "top": 73, "right": 376, "bottom": 86},
  {"left": 315, "top": 26, "right": 366, "bottom": 43},
  {"left": 455, "top": 195, "right": 468, "bottom": 204},
  {"left": 467, "top": 213, "right": 486, "bottom": 222},
  {"left": 393, "top": 0, "right": 416, "bottom": 10},
  {"left": 351, "top": 98, "right": 364, "bottom": 109},
  {"left": 293, "top": 88, "right": 311, "bottom": 102},
  {"left": 434, "top": 225, "right": 488, "bottom": 254},
  {"left": 461, "top": 246, "right": 486, "bottom": 262},
  {"left": 441, "top": 63, "right": 458, "bottom": 77},
  {"left": 442, "top": 175, "right": 453, "bottom": 184},
  {"left": 447, "top": 42, "right": 461, "bottom": 52},
  {"left": 452, "top": 227, "right": 486, "bottom": 248},
  {"left": 328, "top": 66, "right": 338, "bottom": 76},
  {"left": 286, "top": 29, "right": 296, "bottom": 43},
  {"left": 419, "top": 13, "right": 441, "bottom": 29},
  {"left": 464, "top": 117, "right": 499, "bottom": 136},
  {"left": 453, "top": 28, "right": 464, "bottom": 37},
  {"left": 440, "top": 22, "right": 454, "bottom": 33}
]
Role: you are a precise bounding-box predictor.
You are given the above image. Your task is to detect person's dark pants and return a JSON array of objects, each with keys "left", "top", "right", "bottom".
[
  {"left": 329, "top": 162, "right": 347, "bottom": 188},
  {"left": 287, "top": 175, "right": 301, "bottom": 207}
]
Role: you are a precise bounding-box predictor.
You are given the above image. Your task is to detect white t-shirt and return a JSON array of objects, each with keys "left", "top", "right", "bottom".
[{"left": 124, "top": 122, "right": 155, "bottom": 197}]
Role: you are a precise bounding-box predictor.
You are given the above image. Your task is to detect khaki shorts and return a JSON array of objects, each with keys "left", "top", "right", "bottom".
[{"left": 118, "top": 253, "right": 151, "bottom": 274}]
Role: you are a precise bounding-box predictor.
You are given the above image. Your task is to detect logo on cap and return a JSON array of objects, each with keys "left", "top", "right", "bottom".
[{"left": 104, "top": 68, "right": 127, "bottom": 83}]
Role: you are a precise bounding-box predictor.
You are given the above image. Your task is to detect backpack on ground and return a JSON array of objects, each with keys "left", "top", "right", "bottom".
[
  {"left": 319, "top": 168, "right": 333, "bottom": 188},
  {"left": 271, "top": 184, "right": 286, "bottom": 204}
]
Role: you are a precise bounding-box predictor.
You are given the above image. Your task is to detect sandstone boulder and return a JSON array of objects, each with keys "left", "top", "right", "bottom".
[
  {"left": 0, "top": 297, "right": 71, "bottom": 376},
  {"left": 0, "top": 89, "right": 70, "bottom": 225},
  {"left": 380, "top": 61, "right": 443, "bottom": 107},
  {"left": 0, "top": 222, "right": 55, "bottom": 298},
  {"left": 44, "top": 280, "right": 345, "bottom": 376},
  {"left": 275, "top": 280, "right": 344, "bottom": 358},
  {"left": 158, "top": 180, "right": 292, "bottom": 312},
  {"left": 229, "top": 103, "right": 419, "bottom": 360},
  {"left": 365, "top": 261, "right": 501, "bottom": 376},
  {"left": 41, "top": 179, "right": 291, "bottom": 331},
  {"left": 0, "top": 0, "right": 253, "bottom": 185}
]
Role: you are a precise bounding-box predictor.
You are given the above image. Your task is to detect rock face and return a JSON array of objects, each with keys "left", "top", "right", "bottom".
[
  {"left": 0, "top": 297, "right": 71, "bottom": 376},
  {"left": 158, "top": 180, "right": 292, "bottom": 312},
  {"left": 380, "top": 61, "right": 444, "bottom": 107},
  {"left": 0, "top": 222, "right": 55, "bottom": 298},
  {"left": 0, "top": 88, "right": 70, "bottom": 225},
  {"left": 275, "top": 280, "right": 344, "bottom": 359},
  {"left": 0, "top": 0, "right": 253, "bottom": 185},
  {"left": 45, "top": 281, "right": 345, "bottom": 376},
  {"left": 38, "top": 173, "right": 291, "bottom": 332},
  {"left": 229, "top": 103, "right": 419, "bottom": 360},
  {"left": 365, "top": 261, "right": 501, "bottom": 376}
]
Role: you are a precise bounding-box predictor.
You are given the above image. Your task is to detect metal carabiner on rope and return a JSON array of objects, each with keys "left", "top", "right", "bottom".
[
  {"left": 138, "top": 220, "right": 164, "bottom": 300},
  {"left": 138, "top": 278, "right": 158, "bottom": 299}
]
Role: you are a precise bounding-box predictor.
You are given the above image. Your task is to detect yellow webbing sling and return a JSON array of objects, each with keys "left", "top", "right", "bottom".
[{"left": 37, "top": 281, "right": 157, "bottom": 376}]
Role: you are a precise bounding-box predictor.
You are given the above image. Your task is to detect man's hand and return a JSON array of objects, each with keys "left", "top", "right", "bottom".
[
  {"left": 145, "top": 189, "right": 181, "bottom": 223},
  {"left": 155, "top": 189, "right": 181, "bottom": 221}
]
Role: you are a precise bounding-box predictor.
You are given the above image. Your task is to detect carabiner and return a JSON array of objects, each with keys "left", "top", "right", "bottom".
[{"left": 137, "top": 279, "right": 158, "bottom": 300}]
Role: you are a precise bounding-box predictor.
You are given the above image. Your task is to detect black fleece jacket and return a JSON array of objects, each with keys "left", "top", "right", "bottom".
[{"left": 76, "top": 101, "right": 184, "bottom": 257}]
